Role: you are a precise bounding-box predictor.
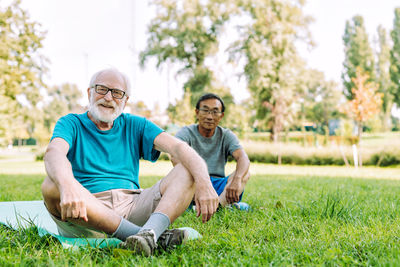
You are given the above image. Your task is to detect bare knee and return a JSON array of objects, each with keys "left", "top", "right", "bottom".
[
  {"left": 42, "top": 177, "right": 59, "bottom": 198},
  {"left": 160, "top": 163, "right": 195, "bottom": 194}
]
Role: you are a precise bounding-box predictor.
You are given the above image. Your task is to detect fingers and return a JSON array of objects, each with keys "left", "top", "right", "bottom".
[
  {"left": 200, "top": 199, "right": 218, "bottom": 223},
  {"left": 194, "top": 188, "right": 219, "bottom": 223},
  {"left": 226, "top": 187, "right": 241, "bottom": 204},
  {"left": 80, "top": 202, "right": 88, "bottom": 222},
  {"left": 195, "top": 199, "right": 217, "bottom": 223},
  {"left": 195, "top": 199, "right": 201, "bottom": 217},
  {"left": 60, "top": 200, "right": 88, "bottom": 222},
  {"left": 71, "top": 202, "right": 79, "bottom": 218},
  {"left": 201, "top": 204, "right": 209, "bottom": 223}
]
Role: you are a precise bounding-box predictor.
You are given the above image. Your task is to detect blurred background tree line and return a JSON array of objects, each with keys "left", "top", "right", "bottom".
[{"left": 1, "top": 0, "right": 400, "bottom": 151}]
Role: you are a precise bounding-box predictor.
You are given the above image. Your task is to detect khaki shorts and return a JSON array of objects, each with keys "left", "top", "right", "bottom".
[{"left": 49, "top": 180, "right": 162, "bottom": 238}]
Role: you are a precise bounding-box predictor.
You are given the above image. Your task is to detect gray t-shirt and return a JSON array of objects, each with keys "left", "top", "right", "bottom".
[{"left": 175, "top": 124, "right": 242, "bottom": 178}]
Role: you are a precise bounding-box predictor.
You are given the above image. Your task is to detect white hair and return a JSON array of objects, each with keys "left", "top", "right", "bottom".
[{"left": 88, "top": 68, "right": 131, "bottom": 97}]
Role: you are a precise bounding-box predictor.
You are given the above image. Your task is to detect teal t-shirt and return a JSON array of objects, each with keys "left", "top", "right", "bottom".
[{"left": 51, "top": 112, "right": 163, "bottom": 193}]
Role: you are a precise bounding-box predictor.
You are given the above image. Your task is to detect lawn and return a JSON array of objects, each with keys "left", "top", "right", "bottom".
[{"left": 1, "top": 159, "right": 400, "bottom": 265}]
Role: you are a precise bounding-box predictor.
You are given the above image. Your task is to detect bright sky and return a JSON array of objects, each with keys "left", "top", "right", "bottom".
[{"left": 9, "top": 0, "right": 400, "bottom": 110}]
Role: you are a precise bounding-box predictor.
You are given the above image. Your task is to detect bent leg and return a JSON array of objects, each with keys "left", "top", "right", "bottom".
[
  {"left": 218, "top": 170, "right": 250, "bottom": 206},
  {"left": 156, "top": 163, "right": 195, "bottom": 223},
  {"left": 41, "top": 176, "right": 122, "bottom": 235}
]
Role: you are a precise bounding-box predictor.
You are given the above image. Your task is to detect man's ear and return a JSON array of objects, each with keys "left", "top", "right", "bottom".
[
  {"left": 195, "top": 109, "right": 200, "bottom": 122},
  {"left": 221, "top": 112, "right": 225, "bottom": 119},
  {"left": 123, "top": 96, "right": 129, "bottom": 109},
  {"left": 87, "top": 87, "right": 91, "bottom": 102}
]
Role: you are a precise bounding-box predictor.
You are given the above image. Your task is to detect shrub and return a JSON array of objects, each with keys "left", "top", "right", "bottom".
[
  {"left": 35, "top": 151, "right": 45, "bottom": 161},
  {"left": 240, "top": 140, "right": 400, "bottom": 167},
  {"left": 369, "top": 151, "right": 400, "bottom": 167}
]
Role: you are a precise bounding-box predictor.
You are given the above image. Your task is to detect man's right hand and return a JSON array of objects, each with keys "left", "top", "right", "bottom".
[
  {"left": 59, "top": 183, "right": 89, "bottom": 222},
  {"left": 194, "top": 184, "right": 219, "bottom": 223}
]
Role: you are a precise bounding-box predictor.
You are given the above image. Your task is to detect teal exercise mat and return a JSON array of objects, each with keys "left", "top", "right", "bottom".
[{"left": 0, "top": 200, "right": 201, "bottom": 249}]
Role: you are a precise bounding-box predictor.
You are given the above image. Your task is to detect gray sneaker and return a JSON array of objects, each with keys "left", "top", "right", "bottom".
[
  {"left": 157, "top": 228, "right": 189, "bottom": 250},
  {"left": 120, "top": 229, "right": 157, "bottom": 256}
]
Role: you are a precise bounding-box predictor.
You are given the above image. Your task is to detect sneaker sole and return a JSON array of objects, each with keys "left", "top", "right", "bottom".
[{"left": 123, "top": 236, "right": 152, "bottom": 256}]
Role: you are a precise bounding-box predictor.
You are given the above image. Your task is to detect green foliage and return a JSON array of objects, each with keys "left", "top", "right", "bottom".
[
  {"left": 220, "top": 102, "right": 252, "bottom": 139},
  {"left": 245, "top": 147, "right": 400, "bottom": 166},
  {"left": 167, "top": 90, "right": 195, "bottom": 126},
  {"left": 245, "top": 149, "right": 349, "bottom": 166},
  {"left": 297, "top": 69, "right": 341, "bottom": 131},
  {"left": 370, "top": 150, "right": 400, "bottom": 166},
  {"left": 342, "top": 15, "right": 375, "bottom": 100},
  {"left": 140, "top": 0, "right": 234, "bottom": 105},
  {"left": 35, "top": 151, "right": 45, "bottom": 161},
  {"left": 376, "top": 25, "right": 394, "bottom": 131},
  {"left": 390, "top": 8, "right": 400, "bottom": 107},
  {"left": 229, "top": 0, "right": 313, "bottom": 142},
  {"left": 43, "top": 83, "right": 83, "bottom": 130},
  {"left": 31, "top": 83, "right": 84, "bottom": 146},
  {"left": 142, "top": 0, "right": 329, "bottom": 138},
  {"left": 0, "top": 0, "right": 47, "bottom": 145}
]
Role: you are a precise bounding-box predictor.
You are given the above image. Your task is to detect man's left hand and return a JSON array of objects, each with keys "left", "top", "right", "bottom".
[{"left": 225, "top": 178, "right": 242, "bottom": 203}]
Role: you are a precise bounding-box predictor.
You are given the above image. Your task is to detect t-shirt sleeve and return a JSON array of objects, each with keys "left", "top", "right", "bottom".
[
  {"left": 225, "top": 129, "right": 242, "bottom": 155},
  {"left": 50, "top": 115, "right": 76, "bottom": 148},
  {"left": 142, "top": 118, "right": 164, "bottom": 162},
  {"left": 175, "top": 127, "right": 191, "bottom": 145}
]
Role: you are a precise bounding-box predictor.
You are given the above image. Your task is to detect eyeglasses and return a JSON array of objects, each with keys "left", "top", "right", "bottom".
[
  {"left": 198, "top": 108, "right": 222, "bottom": 117},
  {"left": 92, "top": 84, "right": 126, "bottom": 99}
]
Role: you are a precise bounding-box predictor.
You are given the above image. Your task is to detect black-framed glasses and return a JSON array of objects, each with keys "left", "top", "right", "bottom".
[
  {"left": 92, "top": 84, "right": 126, "bottom": 99},
  {"left": 198, "top": 108, "right": 222, "bottom": 117}
]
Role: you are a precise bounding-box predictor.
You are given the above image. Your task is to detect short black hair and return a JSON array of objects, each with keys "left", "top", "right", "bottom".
[{"left": 195, "top": 93, "right": 225, "bottom": 112}]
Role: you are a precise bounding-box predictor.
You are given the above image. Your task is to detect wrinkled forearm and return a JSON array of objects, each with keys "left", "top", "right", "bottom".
[
  {"left": 44, "top": 148, "right": 78, "bottom": 190},
  {"left": 173, "top": 142, "right": 211, "bottom": 188}
]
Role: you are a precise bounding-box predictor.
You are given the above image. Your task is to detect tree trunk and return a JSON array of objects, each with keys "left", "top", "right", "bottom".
[
  {"left": 357, "top": 121, "right": 363, "bottom": 167},
  {"left": 383, "top": 101, "right": 393, "bottom": 131}
]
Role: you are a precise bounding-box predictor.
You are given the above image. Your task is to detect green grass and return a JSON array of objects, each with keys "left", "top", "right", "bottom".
[{"left": 1, "top": 163, "right": 400, "bottom": 265}]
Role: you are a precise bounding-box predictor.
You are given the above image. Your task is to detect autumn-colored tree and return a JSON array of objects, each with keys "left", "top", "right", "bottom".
[{"left": 342, "top": 68, "right": 382, "bottom": 166}]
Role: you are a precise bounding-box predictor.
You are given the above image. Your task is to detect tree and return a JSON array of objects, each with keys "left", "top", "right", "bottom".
[
  {"left": 342, "top": 15, "right": 375, "bottom": 100},
  {"left": 390, "top": 8, "right": 400, "bottom": 109},
  {"left": 229, "top": 0, "right": 313, "bottom": 142},
  {"left": 140, "top": 0, "right": 236, "bottom": 105},
  {"left": 298, "top": 69, "right": 341, "bottom": 133},
  {"left": 0, "top": 0, "right": 47, "bottom": 145},
  {"left": 221, "top": 101, "right": 251, "bottom": 139},
  {"left": 43, "top": 83, "right": 83, "bottom": 133},
  {"left": 127, "top": 100, "right": 152, "bottom": 119},
  {"left": 167, "top": 90, "right": 194, "bottom": 126},
  {"left": 376, "top": 25, "right": 394, "bottom": 131},
  {"left": 342, "top": 68, "right": 382, "bottom": 166}
]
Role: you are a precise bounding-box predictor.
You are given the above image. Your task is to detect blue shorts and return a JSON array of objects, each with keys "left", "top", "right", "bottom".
[{"left": 210, "top": 176, "right": 243, "bottom": 202}]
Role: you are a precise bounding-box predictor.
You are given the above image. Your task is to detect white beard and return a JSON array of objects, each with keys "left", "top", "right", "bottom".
[{"left": 89, "top": 93, "right": 124, "bottom": 123}]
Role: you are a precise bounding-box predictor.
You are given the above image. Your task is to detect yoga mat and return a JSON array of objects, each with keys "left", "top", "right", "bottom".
[{"left": 0, "top": 200, "right": 201, "bottom": 249}]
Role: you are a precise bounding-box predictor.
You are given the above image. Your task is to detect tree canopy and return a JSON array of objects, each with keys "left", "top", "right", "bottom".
[
  {"left": 342, "top": 15, "right": 375, "bottom": 100},
  {"left": 0, "top": 0, "right": 47, "bottom": 144}
]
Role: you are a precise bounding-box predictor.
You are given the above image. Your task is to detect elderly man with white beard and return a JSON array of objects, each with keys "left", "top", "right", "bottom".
[{"left": 41, "top": 68, "right": 218, "bottom": 256}]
